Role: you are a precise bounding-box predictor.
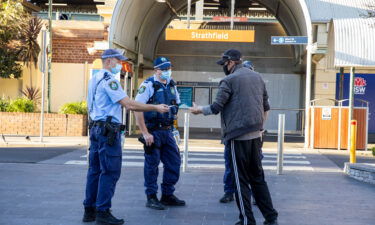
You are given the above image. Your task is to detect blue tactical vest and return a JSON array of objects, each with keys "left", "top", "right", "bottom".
[{"left": 144, "top": 77, "right": 178, "bottom": 129}]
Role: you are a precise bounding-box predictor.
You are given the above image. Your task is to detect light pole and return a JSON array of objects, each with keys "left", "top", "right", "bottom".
[{"left": 47, "top": 0, "right": 53, "bottom": 113}]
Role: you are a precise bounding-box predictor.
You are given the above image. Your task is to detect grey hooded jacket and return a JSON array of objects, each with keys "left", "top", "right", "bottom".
[{"left": 203, "top": 64, "right": 270, "bottom": 142}]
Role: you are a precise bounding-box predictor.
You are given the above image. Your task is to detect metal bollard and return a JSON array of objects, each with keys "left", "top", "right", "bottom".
[
  {"left": 350, "top": 120, "right": 357, "bottom": 163},
  {"left": 182, "top": 112, "right": 190, "bottom": 172},
  {"left": 277, "top": 114, "right": 285, "bottom": 175}
]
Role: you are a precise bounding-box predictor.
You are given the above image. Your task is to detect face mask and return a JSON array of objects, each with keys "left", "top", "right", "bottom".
[
  {"left": 160, "top": 70, "right": 172, "bottom": 80},
  {"left": 223, "top": 65, "right": 231, "bottom": 75},
  {"left": 111, "top": 63, "right": 122, "bottom": 74}
]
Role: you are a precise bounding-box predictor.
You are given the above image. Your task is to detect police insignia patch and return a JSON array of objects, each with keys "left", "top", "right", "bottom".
[
  {"left": 109, "top": 81, "right": 119, "bottom": 90},
  {"left": 138, "top": 85, "right": 146, "bottom": 94},
  {"left": 170, "top": 87, "right": 175, "bottom": 95}
]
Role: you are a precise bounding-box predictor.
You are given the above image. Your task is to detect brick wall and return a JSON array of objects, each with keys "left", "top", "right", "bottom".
[
  {"left": 53, "top": 38, "right": 104, "bottom": 64},
  {"left": 0, "top": 112, "right": 87, "bottom": 136},
  {"left": 51, "top": 21, "right": 108, "bottom": 64}
]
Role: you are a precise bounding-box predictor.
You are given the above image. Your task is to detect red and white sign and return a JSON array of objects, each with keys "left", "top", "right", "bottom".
[{"left": 354, "top": 77, "right": 367, "bottom": 95}]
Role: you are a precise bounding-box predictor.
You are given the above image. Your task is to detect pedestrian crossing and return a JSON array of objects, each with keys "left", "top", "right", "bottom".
[{"left": 64, "top": 149, "right": 314, "bottom": 171}]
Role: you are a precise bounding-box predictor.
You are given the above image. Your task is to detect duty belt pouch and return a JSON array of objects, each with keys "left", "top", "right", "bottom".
[
  {"left": 138, "top": 136, "right": 155, "bottom": 155},
  {"left": 102, "top": 116, "right": 116, "bottom": 146}
]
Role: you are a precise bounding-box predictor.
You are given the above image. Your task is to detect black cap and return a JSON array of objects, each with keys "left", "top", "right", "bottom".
[{"left": 216, "top": 49, "right": 242, "bottom": 65}]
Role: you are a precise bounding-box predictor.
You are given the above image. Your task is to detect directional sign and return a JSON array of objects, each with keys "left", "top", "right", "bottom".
[{"left": 271, "top": 36, "right": 308, "bottom": 45}]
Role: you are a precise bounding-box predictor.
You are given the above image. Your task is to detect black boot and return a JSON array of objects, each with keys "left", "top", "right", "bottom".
[
  {"left": 95, "top": 209, "right": 124, "bottom": 225},
  {"left": 82, "top": 207, "right": 96, "bottom": 222},
  {"left": 160, "top": 194, "right": 186, "bottom": 206},
  {"left": 146, "top": 194, "right": 165, "bottom": 210},
  {"left": 263, "top": 219, "right": 278, "bottom": 225},
  {"left": 220, "top": 193, "right": 234, "bottom": 203}
]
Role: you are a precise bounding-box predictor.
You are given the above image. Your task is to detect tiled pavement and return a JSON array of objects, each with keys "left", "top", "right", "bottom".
[{"left": 0, "top": 146, "right": 375, "bottom": 225}]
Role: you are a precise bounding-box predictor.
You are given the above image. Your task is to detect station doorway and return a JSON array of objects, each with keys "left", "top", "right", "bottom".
[{"left": 109, "top": 0, "right": 312, "bottom": 138}]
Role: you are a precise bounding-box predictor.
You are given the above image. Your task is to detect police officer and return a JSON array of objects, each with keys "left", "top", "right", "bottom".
[
  {"left": 220, "top": 60, "right": 255, "bottom": 204},
  {"left": 134, "top": 56, "right": 185, "bottom": 210},
  {"left": 83, "top": 49, "right": 169, "bottom": 225}
]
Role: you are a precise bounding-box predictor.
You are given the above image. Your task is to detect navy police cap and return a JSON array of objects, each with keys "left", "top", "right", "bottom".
[
  {"left": 101, "top": 49, "right": 128, "bottom": 61},
  {"left": 154, "top": 57, "right": 172, "bottom": 70}
]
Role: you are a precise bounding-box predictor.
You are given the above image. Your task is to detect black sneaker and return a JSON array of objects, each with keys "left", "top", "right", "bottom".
[
  {"left": 96, "top": 209, "right": 124, "bottom": 225},
  {"left": 160, "top": 194, "right": 186, "bottom": 206},
  {"left": 146, "top": 194, "right": 165, "bottom": 210},
  {"left": 82, "top": 207, "right": 96, "bottom": 222},
  {"left": 220, "top": 193, "right": 234, "bottom": 203},
  {"left": 263, "top": 219, "right": 278, "bottom": 225}
]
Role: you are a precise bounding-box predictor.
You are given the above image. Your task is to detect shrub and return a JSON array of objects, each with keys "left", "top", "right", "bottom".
[
  {"left": 7, "top": 98, "right": 35, "bottom": 112},
  {"left": 0, "top": 98, "right": 10, "bottom": 112},
  {"left": 372, "top": 147, "right": 375, "bottom": 157},
  {"left": 59, "top": 101, "right": 87, "bottom": 115}
]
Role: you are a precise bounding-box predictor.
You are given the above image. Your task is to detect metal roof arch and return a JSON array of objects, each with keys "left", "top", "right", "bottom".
[{"left": 109, "top": 0, "right": 312, "bottom": 66}]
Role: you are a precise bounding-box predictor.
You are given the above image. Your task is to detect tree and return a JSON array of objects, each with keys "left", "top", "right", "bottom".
[
  {"left": 18, "top": 16, "right": 43, "bottom": 87},
  {"left": 0, "top": 0, "right": 28, "bottom": 79}
]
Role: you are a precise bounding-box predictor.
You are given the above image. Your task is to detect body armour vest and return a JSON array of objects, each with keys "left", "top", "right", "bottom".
[{"left": 144, "top": 77, "right": 178, "bottom": 128}]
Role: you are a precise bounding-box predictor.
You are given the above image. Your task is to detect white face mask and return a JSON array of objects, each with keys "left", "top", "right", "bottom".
[{"left": 160, "top": 70, "right": 172, "bottom": 80}]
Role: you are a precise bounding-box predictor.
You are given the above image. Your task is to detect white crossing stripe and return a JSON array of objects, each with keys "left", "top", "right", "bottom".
[{"left": 67, "top": 150, "right": 313, "bottom": 171}]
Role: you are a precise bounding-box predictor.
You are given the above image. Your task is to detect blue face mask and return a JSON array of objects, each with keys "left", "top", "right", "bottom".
[
  {"left": 111, "top": 63, "right": 122, "bottom": 74},
  {"left": 160, "top": 70, "right": 172, "bottom": 80}
]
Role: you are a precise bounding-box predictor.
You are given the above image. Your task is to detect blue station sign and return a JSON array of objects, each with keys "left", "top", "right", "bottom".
[{"left": 271, "top": 36, "right": 308, "bottom": 45}]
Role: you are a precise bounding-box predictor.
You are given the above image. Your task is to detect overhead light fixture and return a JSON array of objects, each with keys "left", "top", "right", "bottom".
[
  {"left": 204, "top": 7, "right": 219, "bottom": 10},
  {"left": 155, "top": 0, "right": 166, "bottom": 2},
  {"left": 45, "top": 3, "right": 67, "bottom": 6},
  {"left": 248, "top": 7, "right": 267, "bottom": 11}
]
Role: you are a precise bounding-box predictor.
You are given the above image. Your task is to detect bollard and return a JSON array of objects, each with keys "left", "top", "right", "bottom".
[
  {"left": 277, "top": 114, "right": 285, "bottom": 175},
  {"left": 182, "top": 112, "right": 190, "bottom": 172},
  {"left": 350, "top": 120, "right": 357, "bottom": 163}
]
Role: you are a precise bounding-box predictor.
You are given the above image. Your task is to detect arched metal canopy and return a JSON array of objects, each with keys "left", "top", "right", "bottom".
[{"left": 109, "top": 0, "right": 312, "bottom": 65}]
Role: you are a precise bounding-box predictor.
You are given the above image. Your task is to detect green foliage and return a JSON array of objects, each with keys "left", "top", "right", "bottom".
[
  {"left": 0, "top": 0, "right": 29, "bottom": 79},
  {"left": 0, "top": 48, "right": 23, "bottom": 79},
  {"left": 7, "top": 98, "right": 35, "bottom": 112},
  {"left": 59, "top": 102, "right": 88, "bottom": 115},
  {"left": 0, "top": 97, "right": 10, "bottom": 112},
  {"left": 0, "top": 0, "right": 27, "bottom": 45},
  {"left": 372, "top": 147, "right": 375, "bottom": 157}
]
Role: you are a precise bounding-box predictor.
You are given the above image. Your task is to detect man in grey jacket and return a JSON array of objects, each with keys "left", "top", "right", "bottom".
[{"left": 190, "top": 49, "right": 278, "bottom": 225}]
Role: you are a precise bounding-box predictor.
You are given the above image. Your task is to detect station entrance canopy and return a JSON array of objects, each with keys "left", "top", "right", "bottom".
[{"left": 109, "top": 0, "right": 312, "bottom": 66}]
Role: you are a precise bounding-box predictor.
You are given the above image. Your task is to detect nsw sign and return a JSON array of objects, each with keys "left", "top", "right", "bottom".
[{"left": 271, "top": 36, "right": 308, "bottom": 45}]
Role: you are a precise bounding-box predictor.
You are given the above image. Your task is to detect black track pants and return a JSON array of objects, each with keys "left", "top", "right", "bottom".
[{"left": 229, "top": 138, "right": 278, "bottom": 225}]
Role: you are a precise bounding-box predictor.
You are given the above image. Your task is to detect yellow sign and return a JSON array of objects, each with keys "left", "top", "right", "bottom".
[{"left": 165, "top": 29, "right": 255, "bottom": 43}]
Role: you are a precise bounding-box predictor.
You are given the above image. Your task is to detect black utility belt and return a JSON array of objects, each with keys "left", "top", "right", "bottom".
[
  {"left": 91, "top": 121, "right": 125, "bottom": 132},
  {"left": 148, "top": 125, "right": 172, "bottom": 131}
]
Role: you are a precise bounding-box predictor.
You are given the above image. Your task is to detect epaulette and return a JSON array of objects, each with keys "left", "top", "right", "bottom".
[
  {"left": 103, "top": 72, "right": 111, "bottom": 81},
  {"left": 169, "top": 79, "right": 176, "bottom": 87}
]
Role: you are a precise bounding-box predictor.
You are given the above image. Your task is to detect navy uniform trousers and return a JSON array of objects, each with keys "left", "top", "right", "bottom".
[
  {"left": 144, "top": 129, "right": 181, "bottom": 195},
  {"left": 83, "top": 125, "right": 122, "bottom": 211}
]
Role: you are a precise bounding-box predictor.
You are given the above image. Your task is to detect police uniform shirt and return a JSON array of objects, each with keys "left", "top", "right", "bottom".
[
  {"left": 87, "top": 69, "right": 127, "bottom": 124},
  {"left": 135, "top": 74, "right": 181, "bottom": 104}
]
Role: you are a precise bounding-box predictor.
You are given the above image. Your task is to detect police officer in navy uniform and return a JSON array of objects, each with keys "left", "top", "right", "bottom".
[
  {"left": 220, "top": 60, "right": 256, "bottom": 204},
  {"left": 83, "top": 49, "right": 169, "bottom": 225},
  {"left": 134, "top": 57, "right": 185, "bottom": 210}
]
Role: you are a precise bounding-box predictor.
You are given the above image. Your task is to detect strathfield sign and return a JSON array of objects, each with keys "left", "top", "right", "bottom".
[{"left": 165, "top": 29, "right": 255, "bottom": 42}]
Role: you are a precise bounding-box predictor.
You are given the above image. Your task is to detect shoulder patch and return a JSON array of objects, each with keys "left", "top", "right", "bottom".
[
  {"left": 138, "top": 85, "right": 146, "bottom": 94},
  {"left": 170, "top": 87, "right": 176, "bottom": 95},
  {"left": 108, "top": 81, "right": 119, "bottom": 90}
]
